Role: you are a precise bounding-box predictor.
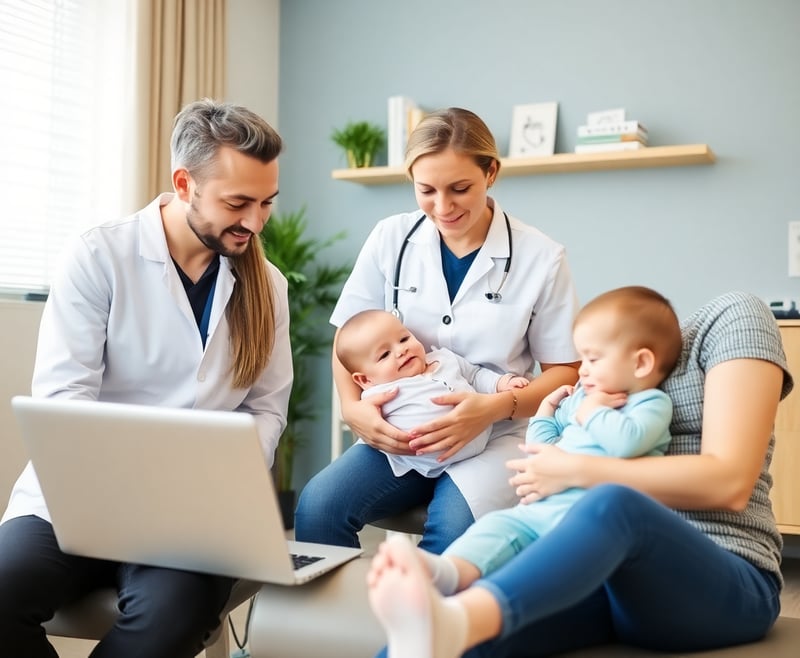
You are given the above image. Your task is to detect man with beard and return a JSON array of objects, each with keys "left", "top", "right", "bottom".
[{"left": 0, "top": 99, "right": 293, "bottom": 658}]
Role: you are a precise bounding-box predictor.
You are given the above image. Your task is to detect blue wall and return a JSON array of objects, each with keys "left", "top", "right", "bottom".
[{"left": 277, "top": 0, "right": 800, "bottom": 487}]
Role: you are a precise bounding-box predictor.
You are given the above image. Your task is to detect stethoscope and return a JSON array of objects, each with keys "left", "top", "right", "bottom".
[{"left": 391, "top": 212, "right": 513, "bottom": 321}]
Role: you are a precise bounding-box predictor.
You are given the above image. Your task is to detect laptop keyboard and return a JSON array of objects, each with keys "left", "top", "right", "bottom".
[{"left": 291, "top": 553, "right": 324, "bottom": 570}]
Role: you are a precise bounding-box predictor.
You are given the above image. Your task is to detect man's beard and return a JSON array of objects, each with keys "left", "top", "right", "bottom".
[{"left": 187, "top": 200, "right": 251, "bottom": 257}]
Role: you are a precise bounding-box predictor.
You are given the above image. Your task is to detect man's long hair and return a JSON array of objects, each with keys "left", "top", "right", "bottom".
[{"left": 172, "top": 99, "right": 283, "bottom": 388}]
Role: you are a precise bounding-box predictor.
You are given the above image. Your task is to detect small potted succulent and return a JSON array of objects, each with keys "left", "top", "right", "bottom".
[{"left": 331, "top": 120, "right": 385, "bottom": 168}]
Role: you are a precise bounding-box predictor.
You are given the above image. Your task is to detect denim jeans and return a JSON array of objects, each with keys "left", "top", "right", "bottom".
[
  {"left": 469, "top": 484, "right": 781, "bottom": 657},
  {"left": 373, "top": 484, "right": 781, "bottom": 658},
  {"left": 0, "top": 515, "right": 234, "bottom": 658},
  {"left": 294, "top": 442, "right": 474, "bottom": 554}
]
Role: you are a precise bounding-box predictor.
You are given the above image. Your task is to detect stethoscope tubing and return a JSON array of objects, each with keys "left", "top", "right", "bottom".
[{"left": 391, "top": 212, "right": 513, "bottom": 320}]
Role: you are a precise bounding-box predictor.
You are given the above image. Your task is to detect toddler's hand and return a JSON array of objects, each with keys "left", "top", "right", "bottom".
[
  {"left": 536, "top": 384, "right": 574, "bottom": 416},
  {"left": 575, "top": 390, "right": 627, "bottom": 425}
]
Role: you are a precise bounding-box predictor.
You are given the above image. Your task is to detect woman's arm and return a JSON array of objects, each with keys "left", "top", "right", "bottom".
[
  {"left": 509, "top": 358, "right": 783, "bottom": 511},
  {"left": 518, "top": 363, "right": 581, "bottom": 418},
  {"left": 408, "top": 361, "right": 579, "bottom": 462}
]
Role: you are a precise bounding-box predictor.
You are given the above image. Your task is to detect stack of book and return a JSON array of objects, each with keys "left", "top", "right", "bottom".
[
  {"left": 574, "top": 119, "right": 648, "bottom": 154},
  {"left": 387, "top": 95, "right": 425, "bottom": 167}
]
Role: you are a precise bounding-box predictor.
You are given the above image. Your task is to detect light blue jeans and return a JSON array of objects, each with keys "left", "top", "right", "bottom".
[
  {"left": 294, "top": 443, "right": 474, "bottom": 554},
  {"left": 376, "top": 484, "right": 781, "bottom": 657}
]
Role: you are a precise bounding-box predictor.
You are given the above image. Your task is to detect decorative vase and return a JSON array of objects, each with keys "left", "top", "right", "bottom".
[{"left": 346, "top": 150, "right": 372, "bottom": 168}]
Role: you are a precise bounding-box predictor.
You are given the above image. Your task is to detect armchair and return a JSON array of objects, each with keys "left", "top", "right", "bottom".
[{"left": 44, "top": 580, "right": 259, "bottom": 658}]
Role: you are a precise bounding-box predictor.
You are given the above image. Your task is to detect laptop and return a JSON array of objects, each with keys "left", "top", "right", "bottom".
[{"left": 11, "top": 395, "right": 362, "bottom": 585}]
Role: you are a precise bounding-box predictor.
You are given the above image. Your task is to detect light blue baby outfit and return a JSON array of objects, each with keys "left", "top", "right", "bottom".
[{"left": 444, "top": 386, "right": 672, "bottom": 575}]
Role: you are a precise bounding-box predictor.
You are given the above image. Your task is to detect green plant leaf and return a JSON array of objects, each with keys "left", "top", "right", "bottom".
[
  {"left": 330, "top": 120, "right": 386, "bottom": 168},
  {"left": 260, "top": 207, "right": 351, "bottom": 491}
]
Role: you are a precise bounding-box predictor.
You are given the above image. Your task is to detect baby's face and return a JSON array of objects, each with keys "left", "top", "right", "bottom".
[{"left": 358, "top": 314, "right": 428, "bottom": 386}]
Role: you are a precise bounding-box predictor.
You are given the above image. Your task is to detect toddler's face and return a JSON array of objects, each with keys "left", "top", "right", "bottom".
[{"left": 573, "top": 318, "right": 640, "bottom": 395}]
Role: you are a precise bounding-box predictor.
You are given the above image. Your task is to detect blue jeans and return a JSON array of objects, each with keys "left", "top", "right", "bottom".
[
  {"left": 470, "top": 484, "right": 781, "bottom": 657},
  {"left": 0, "top": 515, "right": 234, "bottom": 658},
  {"left": 295, "top": 442, "right": 474, "bottom": 554},
  {"left": 374, "top": 484, "right": 781, "bottom": 658}
]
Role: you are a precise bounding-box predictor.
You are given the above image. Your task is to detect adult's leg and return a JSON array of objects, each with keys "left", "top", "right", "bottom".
[
  {"left": 475, "top": 484, "right": 780, "bottom": 654},
  {"left": 90, "top": 564, "right": 233, "bottom": 658},
  {"left": 0, "top": 515, "right": 115, "bottom": 658},
  {"left": 371, "top": 484, "right": 780, "bottom": 658},
  {"left": 419, "top": 472, "right": 474, "bottom": 554},
  {"left": 464, "top": 587, "right": 615, "bottom": 658},
  {"left": 295, "top": 443, "right": 435, "bottom": 548},
  {"left": 370, "top": 536, "right": 615, "bottom": 658}
]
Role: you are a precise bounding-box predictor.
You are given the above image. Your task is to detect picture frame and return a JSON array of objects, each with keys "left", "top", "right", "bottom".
[{"left": 508, "top": 102, "right": 559, "bottom": 158}]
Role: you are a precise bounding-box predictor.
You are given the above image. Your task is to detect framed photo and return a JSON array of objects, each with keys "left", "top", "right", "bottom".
[{"left": 508, "top": 102, "right": 558, "bottom": 158}]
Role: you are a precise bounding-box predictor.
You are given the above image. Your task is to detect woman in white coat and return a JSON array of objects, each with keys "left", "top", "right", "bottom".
[
  {"left": 0, "top": 100, "right": 292, "bottom": 658},
  {"left": 295, "top": 108, "right": 581, "bottom": 554}
]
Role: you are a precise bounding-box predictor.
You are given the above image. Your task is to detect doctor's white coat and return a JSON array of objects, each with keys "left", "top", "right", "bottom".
[
  {"left": 2, "top": 194, "right": 293, "bottom": 525},
  {"left": 330, "top": 199, "right": 579, "bottom": 518}
]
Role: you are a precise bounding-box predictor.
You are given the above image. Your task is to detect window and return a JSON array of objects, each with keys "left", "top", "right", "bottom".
[{"left": 0, "top": 0, "right": 129, "bottom": 294}]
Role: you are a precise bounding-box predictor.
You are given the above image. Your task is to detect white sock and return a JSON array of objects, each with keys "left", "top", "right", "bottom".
[
  {"left": 369, "top": 536, "right": 469, "bottom": 658},
  {"left": 419, "top": 550, "right": 460, "bottom": 595}
]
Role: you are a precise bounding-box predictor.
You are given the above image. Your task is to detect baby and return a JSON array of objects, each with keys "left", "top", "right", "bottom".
[
  {"left": 336, "top": 309, "right": 528, "bottom": 477},
  {"left": 366, "top": 286, "right": 684, "bottom": 658}
]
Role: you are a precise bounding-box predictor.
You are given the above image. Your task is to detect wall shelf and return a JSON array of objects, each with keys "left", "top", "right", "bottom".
[{"left": 331, "top": 144, "right": 715, "bottom": 186}]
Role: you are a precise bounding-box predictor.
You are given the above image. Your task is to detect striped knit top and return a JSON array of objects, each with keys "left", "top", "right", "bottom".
[{"left": 662, "top": 291, "right": 793, "bottom": 585}]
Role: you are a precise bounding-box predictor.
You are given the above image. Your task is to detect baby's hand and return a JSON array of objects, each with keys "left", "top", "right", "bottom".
[
  {"left": 508, "top": 375, "right": 529, "bottom": 389},
  {"left": 497, "top": 373, "right": 529, "bottom": 392}
]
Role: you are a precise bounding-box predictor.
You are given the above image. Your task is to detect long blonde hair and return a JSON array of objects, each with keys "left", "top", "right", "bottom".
[
  {"left": 228, "top": 238, "right": 275, "bottom": 388},
  {"left": 172, "top": 99, "right": 282, "bottom": 388}
]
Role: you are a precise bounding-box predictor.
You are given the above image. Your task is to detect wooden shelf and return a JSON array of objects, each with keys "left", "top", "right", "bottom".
[{"left": 331, "top": 144, "right": 716, "bottom": 185}]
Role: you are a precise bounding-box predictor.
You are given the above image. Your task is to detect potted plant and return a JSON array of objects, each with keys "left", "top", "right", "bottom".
[
  {"left": 260, "top": 207, "right": 351, "bottom": 528},
  {"left": 331, "top": 120, "right": 385, "bottom": 168}
]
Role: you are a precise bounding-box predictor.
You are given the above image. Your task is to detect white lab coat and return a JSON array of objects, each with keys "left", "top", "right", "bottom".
[
  {"left": 330, "top": 199, "right": 579, "bottom": 518},
  {"left": 2, "top": 194, "right": 293, "bottom": 524}
]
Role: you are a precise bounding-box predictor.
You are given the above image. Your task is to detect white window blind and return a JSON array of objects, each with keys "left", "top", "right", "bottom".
[{"left": 0, "top": 0, "right": 129, "bottom": 295}]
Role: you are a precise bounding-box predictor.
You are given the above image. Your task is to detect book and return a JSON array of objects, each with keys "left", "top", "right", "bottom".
[
  {"left": 407, "top": 106, "right": 426, "bottom": 142},
  {"left": 576, "top": 131, "right": 647, "bottom": 145},
  {"left": 387, "top": 96, "right": 421, "bottom": 167},
  {"left": 574, "top": 141, "right": 647, "bottom": 153},
  {"left": 577, "top": 120, "right": 648, "bottom": 138},
  {"left": 586, "top": 108, "right": 626, "bottom": 126}
]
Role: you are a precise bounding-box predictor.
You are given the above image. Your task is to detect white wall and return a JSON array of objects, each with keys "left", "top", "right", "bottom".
[{"left": 0, "top": 301, "right": 44, "bottom": 501}]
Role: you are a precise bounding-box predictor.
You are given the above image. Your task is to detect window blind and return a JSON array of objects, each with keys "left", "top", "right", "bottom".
[{"left": 0, "top": 0, "right": 126, "bottom": 294}]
